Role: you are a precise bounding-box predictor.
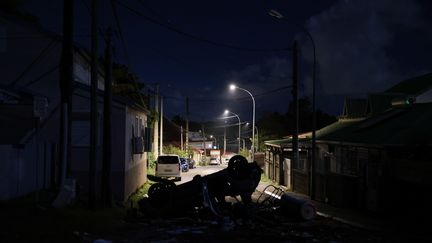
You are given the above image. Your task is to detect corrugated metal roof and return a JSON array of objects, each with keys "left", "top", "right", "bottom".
[
  {"left": 366, "top": 92, "right": 403, "bottom": 116},
  {"left": 265, "top": 103, "right": 432, "bottom": 147},
  {"left": 319, "top": 103, "right": 432, "bottom": 145}
]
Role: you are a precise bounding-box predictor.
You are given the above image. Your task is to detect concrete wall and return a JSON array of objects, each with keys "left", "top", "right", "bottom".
[
  {"left": 0, "top": 138, "right": 53, "bottom": 200},
  {"left": 123, "top": 107, "right": 147, "bottom": 200}
]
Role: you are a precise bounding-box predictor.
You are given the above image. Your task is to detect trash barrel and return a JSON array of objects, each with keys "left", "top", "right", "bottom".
[{"left": 279, "top": 193, "right": 316, "bottom": 220}]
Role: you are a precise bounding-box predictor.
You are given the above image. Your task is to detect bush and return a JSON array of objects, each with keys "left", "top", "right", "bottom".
[
  {"left": 162, "top": 145, "right": 188, "bottom": 158},
  {"left": 148, "top": 152, "right": 156, "bottom": 168}
]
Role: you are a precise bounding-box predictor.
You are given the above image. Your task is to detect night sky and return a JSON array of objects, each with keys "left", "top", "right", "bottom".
[{"left": 22, "top": 0, "right": 432, "bottom": 122}]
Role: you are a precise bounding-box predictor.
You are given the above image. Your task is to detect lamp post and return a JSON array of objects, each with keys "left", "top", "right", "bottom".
[
  {"left": 269, "top": 10, "right": 317, "bottom": 199},
  {"left": 229, "top": 84, "right": 255, "bottom": 162},
  {"left": 210, "top": 135, "right": 217, "bottom": 149},
  {"left": 224, "top": 109, "right": 241, "bottom": 154},
  {"left": 246, "top": 122, "right": 259, "bottom": 152}
]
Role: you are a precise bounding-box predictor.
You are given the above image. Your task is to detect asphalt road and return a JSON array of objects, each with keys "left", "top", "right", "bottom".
[{"left": 176, "top": 164, "right": 227, "bottom": 185}]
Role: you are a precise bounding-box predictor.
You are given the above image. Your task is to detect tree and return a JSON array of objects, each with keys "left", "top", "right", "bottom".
[
  {"left": 162, "top": 145, "right": 188, "bottom": 158},
  {"left": 111, "top": 63, "right": 150, "bottom": 109},
  {"left": 257, "top": 96, "right": 337, "bottom": 143}
]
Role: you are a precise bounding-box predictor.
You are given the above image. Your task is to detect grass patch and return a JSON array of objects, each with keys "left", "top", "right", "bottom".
[
  {"left": 260, "top": 172, "right": 272, "bottom": 183},
  {"left": 128, "top": 180, "right": 155, "bottom": 208}
]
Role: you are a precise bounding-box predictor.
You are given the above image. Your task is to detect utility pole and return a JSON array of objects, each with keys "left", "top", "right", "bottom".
[
  {"left": 202, "top": 123, "right": 206, "bottom": 163},
  {"left": 255, "top": 126, "right": 259, "bottom": 152},
  {"left": 180, "top": 126, "right": 183, "bottom": 151},
  {"left": 159, "top": 95, "right": 163, "bottom": 155},
  {"left": 101, "top": 27, "right": 113, "bottom": 207},
  {"left": 89, "top": 0, "right": 98, "bottom": 209},
  {"left": 291, "top": 41, "right": 299, "bottom": 186},
  {"left": 185, "top": 97, "right": 189, "bottom": 153},
  {"left": 153, "top": 85, "right": 159, "bottom": 158},
  {"left": 223, "top": 126, "right": 226, "bottom": 156},
  {"left": 59, "top": 0, "right": 74, "bottom": 186}
]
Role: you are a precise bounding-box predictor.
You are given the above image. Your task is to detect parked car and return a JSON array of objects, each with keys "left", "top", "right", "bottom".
[
  {"left": 155, "top": 154, "right": 181, "bottom": 181},
  {"left": 180, "top": 157, "right": 189, "bottom": 172},
  {"left": 209, "top": 157, "right": 220, "bottom": 165},
  {"left": 187, "top": 158, "right": 196, "bottom": 169}
]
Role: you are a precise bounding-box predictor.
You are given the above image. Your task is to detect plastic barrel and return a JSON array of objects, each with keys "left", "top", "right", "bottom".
[{"left": 280, "top": 193, "right": 316, "bottom": 220}]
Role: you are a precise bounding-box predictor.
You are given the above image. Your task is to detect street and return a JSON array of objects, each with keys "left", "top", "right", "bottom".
[{"left": 176, "top": 164, "right": 227, "bottom": 185}]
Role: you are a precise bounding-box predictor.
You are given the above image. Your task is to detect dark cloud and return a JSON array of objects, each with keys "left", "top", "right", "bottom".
[
  {"left": 302, "top": 0, "right": 428, "bottom": 96},
  {"left": 227, "top": 57, "right": 291, "bottom": 94}
]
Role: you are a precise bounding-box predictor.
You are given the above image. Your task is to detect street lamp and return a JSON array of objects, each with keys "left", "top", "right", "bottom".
[
  {"left": 210, "top": 135, "right": 217, "bottom": 149},
  {"left": 224, "top": 109, "right": 241, "bottom": 154},
  {"left": 268, "top": 9, "right": 317, "bottom": 199},
  {"left": 229, "top": 85, "right": 255, "bottom": 161}
]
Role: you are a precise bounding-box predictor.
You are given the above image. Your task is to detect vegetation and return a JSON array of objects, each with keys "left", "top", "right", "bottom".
[
  {"left": 147, "top": 152, "right": 157, "bottom": 169},
  {"left": 112, "top": 63, "right": 150, "bottom": 110},
  {"left": 240, "top": 148, "right": 249, "bottom": 158},
  {"left": 162, "top": 144, "right": 188, "bottom": 158},
  {"left": 258, "top": 97, "right": 337, "bottom": 145},
  {"left": 127, "top": 181, "right": 154, "bottom": 208}
]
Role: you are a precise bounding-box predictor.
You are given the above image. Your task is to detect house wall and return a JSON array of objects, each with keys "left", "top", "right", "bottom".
[
  {"left": 68, "top": 45, "right": 150, "bottom": 201},
  {"left": 0, "top": 102, "right": 59, "bottom": 201},
  {"left": 292, "top": 151, "right": 309, "bottom": 195},
  {"left": 0, "top": 14, "right": 150, "bottom": 202},
  {"left": 380, "top": 147, "right": 432, "bottom": 215},
  {"left": 123, "top": 107, "right": 147, "bottom": 200},
  {"left": 0, "top": 139, "right": 47, "bottom": 200},
  {"left": 315, "top": 143, "right": 389, "bottom": 211}
]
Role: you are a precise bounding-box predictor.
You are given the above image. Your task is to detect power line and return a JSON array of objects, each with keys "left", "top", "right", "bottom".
[
  {"left": 161, "top": 85, "right": 291, "bottom": 103},
  {"left": 109, "top": 0, "right": 147, "bottom": 106},
  {"left": 115, "top": 0, "right": 291, "bottom": 52},
  {"left": 0, "top": 34, "right": 91, "bottom": 40},
  {"left": 24, "top": 65, "right": 60, "bottom": 87},
  {"left": 9, "top": 39, "right": 58, "bottom": 87}
]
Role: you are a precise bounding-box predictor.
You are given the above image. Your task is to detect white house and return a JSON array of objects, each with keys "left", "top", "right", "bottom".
[{"left": 0, "top": 11, "right": 151, "bottom": 201}]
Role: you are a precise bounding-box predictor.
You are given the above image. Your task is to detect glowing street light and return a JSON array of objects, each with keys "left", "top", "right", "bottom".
[
  {"left": 210, "top": 135, "right": 217, "bottom": 149},
  {"left": 229, "top": 84, "right": 255, "bottom": 161},
  {"left": 224, "top": 109, "right": 241, "bottom": 154}
]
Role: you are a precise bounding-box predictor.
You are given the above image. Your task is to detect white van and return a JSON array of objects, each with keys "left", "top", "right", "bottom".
[{"left": 155, "top": 154, "right": 182, "bottom": 181}]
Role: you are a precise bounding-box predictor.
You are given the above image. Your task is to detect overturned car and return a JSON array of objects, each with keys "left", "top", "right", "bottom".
[{"left": 139, "top": 155, "right": 262, "bottom": 218}]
